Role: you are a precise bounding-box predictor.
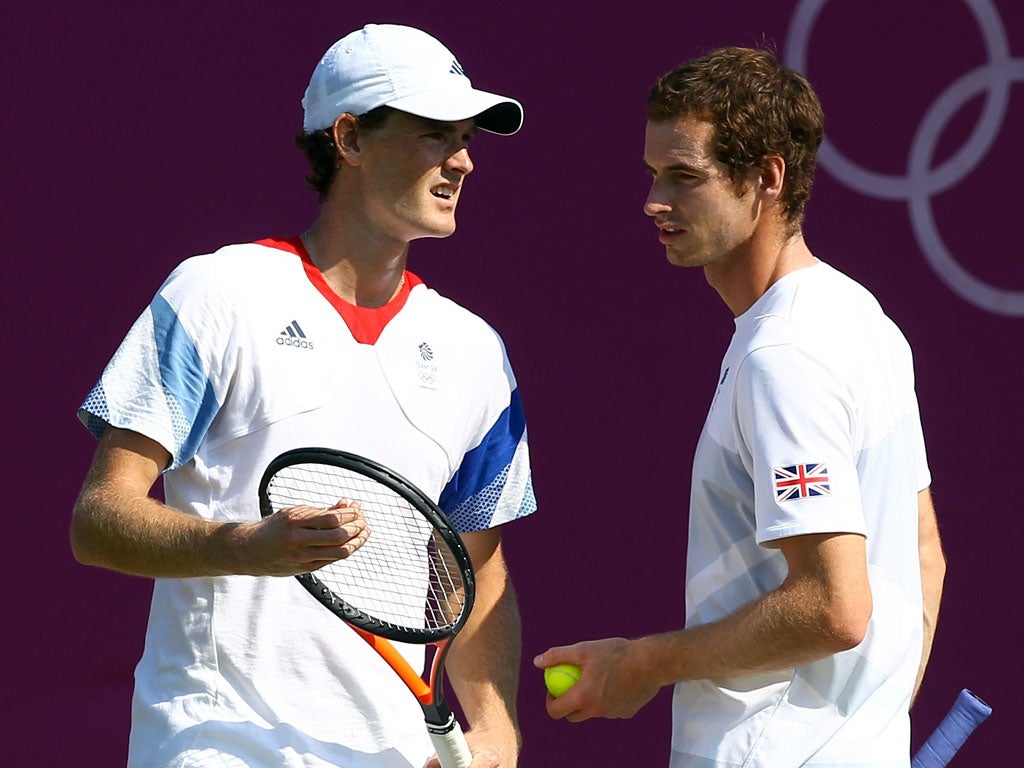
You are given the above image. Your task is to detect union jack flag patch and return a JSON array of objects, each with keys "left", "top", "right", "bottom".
[{"left": 773, "top": 463, "right": 831, "bottom": 502}]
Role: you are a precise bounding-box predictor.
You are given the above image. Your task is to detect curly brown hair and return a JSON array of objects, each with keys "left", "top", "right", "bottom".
[
  {"left": 294, "top": 105, "right": 396, "bottom": 199},
  {"left": 647, "top": 47, "right": 824, "bottom": 229}
]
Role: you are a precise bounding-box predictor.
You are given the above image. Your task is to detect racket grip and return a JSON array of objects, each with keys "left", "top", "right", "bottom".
[
  {"left": 911, "top": 689, "right": 992, "bottom": 768},
  {"left": 428, "top": 714, "right": 473, "bottom": 768}
]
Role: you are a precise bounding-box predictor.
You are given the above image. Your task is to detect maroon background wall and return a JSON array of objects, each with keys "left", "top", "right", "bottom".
[{"left": 6, "top": 0, "right": 1021, "bottom": 764}]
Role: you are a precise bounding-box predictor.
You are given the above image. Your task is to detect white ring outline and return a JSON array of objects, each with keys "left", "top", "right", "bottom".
[{"left": 785, "top": 0, "right": 1024, "bottom": 315}]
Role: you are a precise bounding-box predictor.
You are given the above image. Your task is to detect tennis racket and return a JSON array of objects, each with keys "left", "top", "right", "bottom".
[
  {"left": 911, "top": 689, "right": 992, "bottom": 767},
  {"left": 258, "top": 447, "right": 476, "bottom": 768}
]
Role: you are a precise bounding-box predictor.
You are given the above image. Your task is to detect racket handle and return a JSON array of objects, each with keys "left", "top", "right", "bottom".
[
  {"left": 428, "top": 714, "right": 473, "bottom": 768},
  {"left": 912, "top": 689, "right": 992, "bottom": 768}
]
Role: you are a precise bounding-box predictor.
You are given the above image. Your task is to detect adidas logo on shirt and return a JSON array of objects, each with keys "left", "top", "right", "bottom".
[{"left": 277, "top": 320, "right": 314, "bottom": 350}]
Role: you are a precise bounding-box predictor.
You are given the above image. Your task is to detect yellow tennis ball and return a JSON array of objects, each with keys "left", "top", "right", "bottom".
[{"left": 544, "top": 663, "right": 582, "bottom": 697}]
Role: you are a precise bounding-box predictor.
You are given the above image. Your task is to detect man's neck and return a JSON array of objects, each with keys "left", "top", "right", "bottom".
[
  {"left": 705, "top": 231, "right": 817, "bottom": 317},
  {"left": 301, "top": 212, "right": 409, "bottom": 309}
]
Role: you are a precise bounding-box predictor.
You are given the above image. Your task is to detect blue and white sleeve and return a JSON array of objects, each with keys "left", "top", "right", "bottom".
[
  {"left": 439, "top": 385, "right": 537, "bottom": 532},
  {"left": 78, "top": 291, "right": 220, "bottom": 471}
]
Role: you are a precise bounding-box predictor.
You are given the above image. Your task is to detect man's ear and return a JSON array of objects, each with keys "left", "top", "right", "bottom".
[
  {"left": 333, "top": 113, "right": 362, "bottom": 167},
  {"left": 759, "top": 154, "right": 786, "bottom": 202}
]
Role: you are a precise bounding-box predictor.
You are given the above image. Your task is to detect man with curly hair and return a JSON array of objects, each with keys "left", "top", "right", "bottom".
[{"left": 536, "top": 47, "right": 945, "bottom": 767}]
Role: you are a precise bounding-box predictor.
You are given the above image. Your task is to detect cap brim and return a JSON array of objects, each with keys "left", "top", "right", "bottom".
[{"left": 386, "top": 86, "right": 524, "bottom": 135}]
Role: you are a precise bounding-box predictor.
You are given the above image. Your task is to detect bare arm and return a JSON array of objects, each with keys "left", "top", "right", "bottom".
[
  {"left": 535, "top": 532, "right": 872, "bottom": 722},
  {"left": 70, "top": 426, "right": 369, "bottom": 578},
  {"left": 913, "top": 486, "right": 945, "bottom": 704},
  {"left": 432, "top": 528, "right": 521, "bottom": 767}
]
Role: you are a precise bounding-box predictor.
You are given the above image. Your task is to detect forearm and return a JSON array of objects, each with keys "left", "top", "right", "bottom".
[
  {"left": 913, "top": 576, "right": 942, "bottom": 704},
  {"left": 446, "top": 546, "right": 521, "bottom": 750},
  {"left": 71, "top": 428, "right": 244, "bottom": 578},
  {"left": 537, "top": 534, "right": 871, "bottom": 723},
  {"left": 71, "top": 481, "right": 245, "bottom": 578},
  {"left": 633, "top": 569, "right": 868, "bottom": 687},
  {"left": 72, "top": 426, "right": 369, "bottom": 579},
  {"left": 913, "top": 488, "right": 946, "bottom": 703},
  {"left": 536, "top": 550, "right": 872, "bottom": 725}
]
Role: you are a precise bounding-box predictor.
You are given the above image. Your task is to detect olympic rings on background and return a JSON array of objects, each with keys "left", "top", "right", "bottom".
[{"left": 785, "top": 0, "right": 1024, "bottom": 316}]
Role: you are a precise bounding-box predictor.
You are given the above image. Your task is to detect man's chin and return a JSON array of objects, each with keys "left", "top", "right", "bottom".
[
  {"left": 665, "top": 249, "right": 697, "bottom": 267},
  {"left": 425, "top": 226, "right": 457, "bottom": 240},
  {"left": 409, "top": 220, "right": 458, "bottom": 241}
]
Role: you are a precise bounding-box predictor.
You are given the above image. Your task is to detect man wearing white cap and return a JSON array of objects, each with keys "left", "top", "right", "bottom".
[{"left": 72, "top": 23, "right": 534, "bottom": 768}]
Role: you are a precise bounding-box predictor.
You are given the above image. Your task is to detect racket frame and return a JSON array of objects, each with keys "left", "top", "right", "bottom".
[{"left": 258, "top": 447, "right": 476, "bottom": 733}]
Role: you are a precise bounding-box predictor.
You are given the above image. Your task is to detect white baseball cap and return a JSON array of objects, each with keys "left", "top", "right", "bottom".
[{"left": 302, "top": 24, "right": 524, "bottom": 135}]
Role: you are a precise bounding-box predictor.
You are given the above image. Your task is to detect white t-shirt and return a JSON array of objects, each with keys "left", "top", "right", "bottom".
[
  {"left": 671, "top": 262, "right": 929, "bottom": 768},
  {"left": 78, "top": 237, "right": 538, "bottom": 768}
]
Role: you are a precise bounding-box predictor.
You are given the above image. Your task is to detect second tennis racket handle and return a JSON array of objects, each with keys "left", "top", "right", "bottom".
[
  {"left": 428, "top": 717, "right": 473, "bottom": 768},
  {"left": 911, "top": 688, "right": 992, "bottom": 768}
]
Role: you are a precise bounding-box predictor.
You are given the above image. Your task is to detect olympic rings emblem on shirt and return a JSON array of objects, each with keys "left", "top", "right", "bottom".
[{"left": 785, "top": 0, "right": 1024, "bottom": 316}]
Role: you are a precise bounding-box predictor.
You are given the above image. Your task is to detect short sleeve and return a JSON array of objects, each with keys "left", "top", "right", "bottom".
[
  {"left": 77, "top": 263, "right": 223, "bottom": 470},
  {"left": 734, "top": 343, "right": 867, "bottom": 545},
  {"left": 438, "top": 341, "right": 537, "bottom": 532}
]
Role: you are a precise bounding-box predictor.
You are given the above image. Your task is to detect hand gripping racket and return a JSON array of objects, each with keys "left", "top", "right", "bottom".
[
  {"left": 912, "top": 689, "right": 992, "bottom": 767},
  {"left": 259, "top": 448, "right": 476, "bottom": 768}
]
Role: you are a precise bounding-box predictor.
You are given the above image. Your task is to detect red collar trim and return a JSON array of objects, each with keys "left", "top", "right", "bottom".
[{"left": 255, "top": 236, "right": 423, "bottom": 345}]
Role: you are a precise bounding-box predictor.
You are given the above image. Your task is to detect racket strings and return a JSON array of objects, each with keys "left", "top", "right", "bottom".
[{"left": 267, "top": 462, "right": 468, "bottom": 633}]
